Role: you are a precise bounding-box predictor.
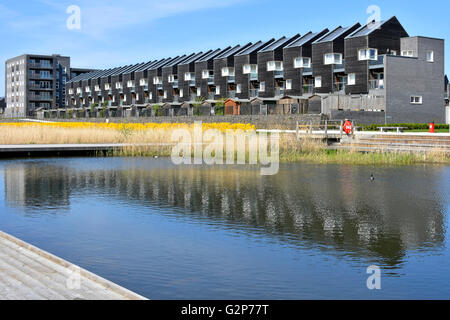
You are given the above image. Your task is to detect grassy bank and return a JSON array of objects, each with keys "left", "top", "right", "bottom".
[{"left": 0, "top": 122, "right": 449, "bottom": 165}]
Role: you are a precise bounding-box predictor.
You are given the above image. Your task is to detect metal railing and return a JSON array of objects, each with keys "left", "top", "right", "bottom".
[{"left": 369, "top": 55, "right": 385, "bottom": 67}]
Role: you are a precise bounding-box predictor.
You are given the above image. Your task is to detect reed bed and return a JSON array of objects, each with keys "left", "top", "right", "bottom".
[{"left": 0, "top": 122, "right": 449, "bottom": 165}]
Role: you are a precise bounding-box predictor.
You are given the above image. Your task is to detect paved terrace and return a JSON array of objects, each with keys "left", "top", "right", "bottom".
[{"left": 0, "top": 231, "right": 147, "bottom": 300}]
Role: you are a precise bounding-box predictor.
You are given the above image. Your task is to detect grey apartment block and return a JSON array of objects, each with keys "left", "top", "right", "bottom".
[
  {"left": 4, "top": 54, "right": 94, "bottom": 117},
  {"left": 65, "top": 16, "right": 446, "bottom": 124}
]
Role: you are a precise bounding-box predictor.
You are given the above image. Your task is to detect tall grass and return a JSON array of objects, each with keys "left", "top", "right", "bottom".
[{"left": 0, "top": 124, "right": 448, "bottom": 165}]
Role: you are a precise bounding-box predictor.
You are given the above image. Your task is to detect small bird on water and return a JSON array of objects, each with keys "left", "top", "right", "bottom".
[{"left": 370, "top": 174, "right": 375, "bottom": 181}]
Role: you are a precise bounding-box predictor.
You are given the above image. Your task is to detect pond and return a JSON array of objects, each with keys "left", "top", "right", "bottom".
[{"left": 0, "top": 157, "right": 449, "bottom": 299}]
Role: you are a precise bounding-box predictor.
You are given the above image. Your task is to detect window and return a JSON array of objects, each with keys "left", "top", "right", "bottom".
[
  {"left": 215, "top": 86, "right": 220, "bottom": 95},
  {"left": 315, "top": 77, "right": 322, "bottom": 88},
  {"left": 286, "top": 79, "right": 292, "bottom": 90},
  {"left": 243, "top": 64, "right": 258, "bottom": 74},
  {"left": 267, "top": 61, "right": 283, "bottom": 71},
  {"left": 410, "top": 96, "right": 423, "bottom": 104},
  {"left": 85, "top": 86, "right": 90, "bottom": 92},
  {"left": 184, "top": 73, "right": 193, "bottom": 81},
  {"left": 95, "top": 85, "right": 100, "bottom": 91},
  {"left": 140, "top": 79, "right": 148, "bottom": 86},
  {"left": 197, "top": 88, "right": 201, "bottom": 96},
  {"left": 163, "top": 91, "right": 167, "bottom": 99},
  {"left": 202, "top": 70, "right": 210, "bottom": 79},
  {"left": 259, "top": 82, "right": 265, "bottom": 92},
  {"left": 324, "top": 53, "right": 343, "bottom": 65},
  {"left": 105, "top": 83, "right": 110, "bottom": 90},
  {"left": 236, "top": 84, "right": 242, "bottom": 94},
  {"left": 69, "top": 89, "right": 74, "bottom": 94},
  {"left": 348, "top": 73, "right": 356, "bottom": 86},
  {"left": 127, "top": 80, "right": 134, "bottom": 88},
  {"left": 401, "top": 50, "right": 414, "bottom": 57},
  {"left": 115, "top": 82, "right": 122, "bottom": 89},
  {"left": 390, "top": 50, "right": 397, "bottom": 56},
  {"left": 359, "top": 49, "right": 378, "bottom": 61},
  {"left": 294, "top": 57, "right": 311, "bottom": 68},
  {"left": 221, "top": 67, "right": 235, "bottom": 77},
  {"left": 426, "top": 50, "right": 434, "bottom": 62},
  {"left": 180, "top": 89, "right": 184, "bottom": 97},
  {"left": 76, "top": 88, "right": 81, "bottom": 94},
  {"left": 168, "top": 75, "right": 176, "bottom": 83},
  {"left": 153, "top": 76, "right": 162, "bottom": 85}
]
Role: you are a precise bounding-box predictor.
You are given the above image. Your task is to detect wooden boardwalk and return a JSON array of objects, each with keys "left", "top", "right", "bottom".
[{"left": 0, "top": 231, "right": 147, "bottom": 300}]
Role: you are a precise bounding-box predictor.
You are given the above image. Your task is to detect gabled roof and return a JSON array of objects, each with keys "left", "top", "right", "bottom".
[
  {"left": 134, "top": 59, "right": 160, "bottom": 72},
  {"left": 164, "top": 54, "right": 194, "bottom": 68},
  {"left": 285, "top": 29, "right": 329, "bottom": 48},
  {"left": 258, "top": 34, "right": 301, "bottom": 52},
  {"left": 148, "top": 58, "right": 173, "bottom": 71},
  {"left": 123, "top": 62, "right": 148, "bottom": 75},
  {"left": 314, "top": 23, "right": 360, "bottom": 43},
  {"left": 346, "top": 16, "right": 407, "bottom": 39},
  {"left": 180, "top": 51, "right": 212, "bottom": 65},
  {"left": 215, "top": 43, "right": 252, "bottom": 59},
  {"left": 236, "top": 39, "right": 275, "bottom": 56},
  {"left": 110, "top": 64, "right": 140, "bottom": 77},
  {"left": 196, "top": 48, "right": 231, "bottom": 62}
]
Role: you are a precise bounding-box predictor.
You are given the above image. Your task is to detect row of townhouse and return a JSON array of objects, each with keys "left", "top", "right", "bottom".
[{"left": 66, "top": 16, "right": 446, "bottom": 124}]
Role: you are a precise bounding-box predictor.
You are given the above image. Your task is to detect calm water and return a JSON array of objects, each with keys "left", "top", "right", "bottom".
[{"left": 0, "top": 157, "right": 449, "bottom": 300}]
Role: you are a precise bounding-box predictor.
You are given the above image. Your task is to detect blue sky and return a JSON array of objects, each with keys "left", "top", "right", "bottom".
[{"left": 1, "top": 0, "right": 449, "bottom": 96}]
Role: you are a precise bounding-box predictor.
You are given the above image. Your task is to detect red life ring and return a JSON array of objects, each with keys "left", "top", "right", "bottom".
[{"left": 343, "top": 121, "right": 353, "bottom": 135}]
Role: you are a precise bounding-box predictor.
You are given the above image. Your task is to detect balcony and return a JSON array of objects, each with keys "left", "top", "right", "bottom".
[
  {"left": 302, "top": 84, "right": 314, "bottom": 94},
  {"left": 333, "top": 60, "right": 345, "bottom": 72},
  {"left": 157, "top": 84, "right": 163, "bottom": 90},
  {"left": 250, "top": 89, "right": 259, "bottom": 98},
  {"left": 227, "top": 76, "right": 235, "bottom": 83},
  {"left": 190, "top": 94, "right": 197, "bottom": 101},
  {"left": 188, "top": 80, "right": 196, "bottom": 87},
  {"left": 29, "top": 84, "right": 53, "bottom": 90},
  {"left": 208, "top": 93, "right": 215, "bottom": 100},
  {"left": 369, "top": 80, "right": 385, "bottom": 90},
  {"left": 29, "top": 62, "right": 53, "bottom": 69},
  {"left": 274, "top": 70, "right": 284, "bottom": 78},
  {"left": 334, "top": 82, "right": 346, "bottom": 92},
  {"left": 173, "top": 95, "right": 180, "bottom": 102},
  {"left": 228, "top": 91, "right": 236, "bottom": 99},
  {"left": 207, "top": 77, "right": 214, "bottom": 85},
  {"left": 143, "top": 85, "right": 149, "bottom": 91},
  {"left": 275, "top": 87, "right": 285, "bottom": 96},
  {"left": 172, "top": 81, "right": 178, "bottom": 88},
  {"left": 130, "top": 86, "right": 136, "bottom": 92},
  {"left": 157, "top": 96, "right": 163, "bottom": 103},
  {"left": 250, "top": 73, "right": 258, "bottom": 81},
  {"left": 369, "top": 55, "right": 385, "bottom": 69}
]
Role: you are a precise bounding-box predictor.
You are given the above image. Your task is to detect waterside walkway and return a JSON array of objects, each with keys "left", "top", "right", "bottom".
[{"left": 0, "top": 231, "right": 147, "bottom": 300}]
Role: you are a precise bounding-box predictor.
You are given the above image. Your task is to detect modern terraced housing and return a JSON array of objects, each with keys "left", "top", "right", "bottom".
[{"left": 64, "top": 16, "right": 445, "bottom": 124}]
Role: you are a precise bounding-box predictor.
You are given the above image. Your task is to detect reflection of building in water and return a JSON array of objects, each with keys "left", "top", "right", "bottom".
[
  {"left": 3, "top": 161, "right": 447, "bottom": 265},
  {"left": 4, "top": 164, "right": 71, "bottom": 210}
]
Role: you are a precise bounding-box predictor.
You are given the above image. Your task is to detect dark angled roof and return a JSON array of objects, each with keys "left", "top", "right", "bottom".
[
  {"left": 165, "top": 54, "right": 194, "bottom": 67},
  {"left": 314, "top": 23, "right": 360, "bottom": 43},
  {"left": 285, "top": 29, "right": 329, "bottom": 48},
  {"left": 215, "top": 43, "right": 252, "bottom": 59},
  {"left": 236, "top": 39, "right": 275, "bottom": 56},
  {"left": 132, "top": 60, "right": 158, "bottom": 72},
  {"left": 258, "top": 34, "right": 301, "bottom": 52},
  {"left": 346, "top": 16, "right": 407, "bottom": 39},
  {"left": 180, "top": 51, "right": 211, "bottom": 65},
  {"left": 110, "top": 64, "right": 139, "bottom": 77},
  {"left": 148, "top": 58, "right": 174, "bottom": 70},
  {"left": 197, "top": 48, "right": 230, "bottom": 62}
]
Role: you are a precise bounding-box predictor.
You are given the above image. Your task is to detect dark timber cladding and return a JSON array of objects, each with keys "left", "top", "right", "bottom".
[
  {"left": 345, "top": 16, "right": 409, "bottom": 94},
  {"left": 162, "top": 54, "right": 195, "bottom": 103},
  {"left": 134, "top": 59, "right": 168, "bottom": 104},
  {"left": 111, "top": 64, "right": 138, "bottom": 107},
  {"left": 195, "top": 48, "right": 230, "bottom": 99},
  {"left": 177, "top": 51, "right": 211, "bottom": 103},
  {"left": 257, "top": 34, "right": 301, "bottom": 98},
  {"left": 213, "top": 43, "right": 252, "bottom": 99},
  {"left": 235, "top": 39, "right": 275, "bottom": 100},
  {"left": 312, "top": 23, "right": 361, "bottom": 94},
  {"left": 122, "top": 62, "right": 148, "bottom": 105},
  {"left": 149, "top": 58, "right": 177, "bottom": 103},
  {"left": 283, "top": 29, "right": 329, "bottom": 96}
]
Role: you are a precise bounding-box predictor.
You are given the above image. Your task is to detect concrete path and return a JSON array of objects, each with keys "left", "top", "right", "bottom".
[{"left": 0, "top": 231, "right": 147, "bottom": 300}]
